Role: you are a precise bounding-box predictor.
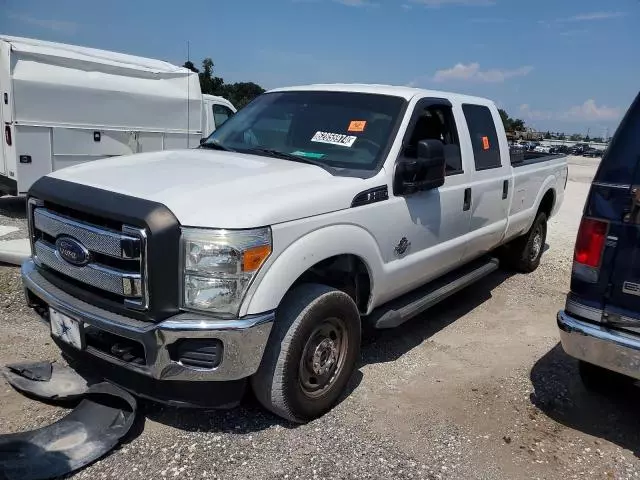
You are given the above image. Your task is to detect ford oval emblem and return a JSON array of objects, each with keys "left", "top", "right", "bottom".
[{"left": 55, "top": 236, "right": 90, "bottom": 267}]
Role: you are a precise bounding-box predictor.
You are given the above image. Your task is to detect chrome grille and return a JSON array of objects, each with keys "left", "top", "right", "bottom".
[
  {"left": 29, "top": 202, "right": 148, "bottom": 310},
  {"left": 33, "top": 209, "right": 140, "bottom": 259},
  {"left": 34, "top": 241, "right": 140, "bottom": 296}
]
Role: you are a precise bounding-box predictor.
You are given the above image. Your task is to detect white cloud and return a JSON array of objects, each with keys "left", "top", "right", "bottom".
[
  {"left": 562, "top": 100, "right": 622, "bottom": 121},
  {"left": 559, "top": 29, "right": 588, "bottom": 37},
  {"left": 410, "top": 0, "right": 495, "bottom": 6},
  {"left": 333, "top": 0, "right": 377, "bottom": 6},
  {"left": 520, "top": 100, "right": 622, "bottom": 123},
  {"left": 8, "top": 13, "right": 77, "bottom": 34},
  {"left": 519, "top": 104, "right": 554, "bottom": 121},
  {"left": 433, "top": 63, "right": 533, "bottom": 83},
  {"left": 569, "top": 11, "right": 626, "bottom": 21},
  {"left": 469, "top": 17, "right": 507, "bottom": 23},
  {"left": 401, "top": 4, "right": 412, "bottom": 10}
]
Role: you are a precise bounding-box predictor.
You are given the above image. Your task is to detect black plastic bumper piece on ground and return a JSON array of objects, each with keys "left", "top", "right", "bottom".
[
  {"left": 0, "top": 382, "right": 137, "bottom": 480},
  {"left": 2, "top": 361, "right": 96, "bottom": 401},
  {"left": 58, "top": 341, "right": 247, "bottom": 408}
]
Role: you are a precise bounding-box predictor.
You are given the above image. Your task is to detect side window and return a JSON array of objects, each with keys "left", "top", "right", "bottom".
[
  {"left": 403, "top": 105, "right": 463, "bottom": 175},
  {"left": 213, "top": 104, "right": 234, "bottom": 128},
  {"left": 462, "top": 104, "right": 502, "bottom": 171}
]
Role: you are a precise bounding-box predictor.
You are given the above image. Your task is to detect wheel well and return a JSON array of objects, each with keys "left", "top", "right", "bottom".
[
  {"left": 538, "top": 189, "right": 555, "bottom": 218},
  {"left": 290, "top": 254, "right": 371, "bottom": 313}
]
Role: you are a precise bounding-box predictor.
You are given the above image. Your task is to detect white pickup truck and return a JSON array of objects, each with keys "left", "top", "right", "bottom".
[{"left": 21, "top": 84, "right": 567, "bottom": 422}]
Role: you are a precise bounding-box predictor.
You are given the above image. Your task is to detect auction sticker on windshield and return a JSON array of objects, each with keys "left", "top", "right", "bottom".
[{"left": 311, "top": 131, "right": 357, "bottom": 148}]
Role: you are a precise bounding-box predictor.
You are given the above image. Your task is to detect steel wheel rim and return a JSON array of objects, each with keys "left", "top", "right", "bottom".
[
  {"left": 530, "top": 226, "right": 543, "bottom": 261},
  {"left": 298, "top": 317, "right": 348, "bottom": 398}
]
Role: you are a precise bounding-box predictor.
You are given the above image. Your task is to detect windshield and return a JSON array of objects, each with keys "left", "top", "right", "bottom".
[{"left": 202, "top": 91, "right": 407, "bottom": 170}]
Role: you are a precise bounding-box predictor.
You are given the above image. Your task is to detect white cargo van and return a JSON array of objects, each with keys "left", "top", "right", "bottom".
[{"left": 0, "top": 36, "right": 236, "bottom": 195}]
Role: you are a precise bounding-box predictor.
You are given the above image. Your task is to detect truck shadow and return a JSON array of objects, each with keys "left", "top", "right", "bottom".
[
  {"left": 530, "top": 344, "right": 640, "bottom": 457},
  {"left": 145, "top": 269, "right": 513, "bottom": 433},
  {"left": 360, "top": 269, "right": 514, "bottom": 365},
  {"left": 143, "top": 370, "right": 364, "bottom": 434}
]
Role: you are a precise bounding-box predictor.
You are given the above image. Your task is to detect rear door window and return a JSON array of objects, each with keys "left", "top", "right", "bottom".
[{"left": 462, "top": 104, "right": 502, "bottom": 171}]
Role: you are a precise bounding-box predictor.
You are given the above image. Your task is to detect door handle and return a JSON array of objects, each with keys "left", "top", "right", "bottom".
[
  {"left": 502, "top": 180, "right": 509, "bottom": 200},
  {"left": 463, "top": 187, "right": 471, "bottom": 211}
]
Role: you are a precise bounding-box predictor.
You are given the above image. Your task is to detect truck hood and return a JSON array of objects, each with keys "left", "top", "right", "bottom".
[{"left": 47, "top": 149, "right": 369, "bottom": 228}]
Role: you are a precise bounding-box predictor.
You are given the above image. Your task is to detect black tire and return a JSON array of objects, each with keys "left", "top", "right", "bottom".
[
  {"left": 501, "top": 212, "right": 547, "bottom": 273},
  {"left": 251, "top": 283, "right": 361, "bottom": 423},
  {"left": 579, "top": 360, "right": 633, "bottom": 393}
]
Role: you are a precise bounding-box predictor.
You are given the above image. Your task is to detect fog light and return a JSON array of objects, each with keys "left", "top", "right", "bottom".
[{"left": 169, "top": 339, "right": 223, "bottom": 370}]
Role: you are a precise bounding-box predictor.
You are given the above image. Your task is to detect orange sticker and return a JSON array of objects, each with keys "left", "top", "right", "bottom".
[
  {"left": 482, "top": 136, "right": 490, "bottom": 150},
  {"left": 348, "top": 120, "right": 367, "bottom": 133}
]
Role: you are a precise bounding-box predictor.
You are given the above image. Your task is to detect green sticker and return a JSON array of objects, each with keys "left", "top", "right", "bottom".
[{"left": 291, "top": 150, "right": 326, "bottom": 159}]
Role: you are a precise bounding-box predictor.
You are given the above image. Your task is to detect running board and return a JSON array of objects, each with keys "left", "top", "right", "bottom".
[{"left": 368, "top": 257, "right": 500, "bottom": 329}]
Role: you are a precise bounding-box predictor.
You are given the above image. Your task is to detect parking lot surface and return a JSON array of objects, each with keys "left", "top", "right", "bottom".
[{"left": 2, "top": 156, "right": 640, "bottom": 480}]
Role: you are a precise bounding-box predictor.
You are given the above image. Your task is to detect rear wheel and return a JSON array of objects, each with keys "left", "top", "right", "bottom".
[
  {"left": 251, "top": 283, "right": 361, "bottom": 423},
  {"left": 501, "top": 212, "right": 547, "bottom": 273}
]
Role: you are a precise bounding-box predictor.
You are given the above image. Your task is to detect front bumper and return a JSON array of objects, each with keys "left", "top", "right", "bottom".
[
  {"left": 22, "top": 260, "right": 274, "bottom": 384},
  {"left": 558, "top": 310, "right": 640, "bottom": 381}
]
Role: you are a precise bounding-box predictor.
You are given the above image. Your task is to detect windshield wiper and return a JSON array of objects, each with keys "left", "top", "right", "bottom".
[
  {"left": 199, "top": 141, "right": 236, "bottom": 152},
  {"left": 243, "top": 148, "right": 325, "bottom": 167}
]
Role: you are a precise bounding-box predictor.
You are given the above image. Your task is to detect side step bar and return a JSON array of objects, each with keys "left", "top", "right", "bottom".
[{"left": 367, "top": 257, "right": 500, "bottom": 329}]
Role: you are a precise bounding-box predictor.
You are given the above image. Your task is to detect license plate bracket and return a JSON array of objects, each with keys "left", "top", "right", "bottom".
[{"left": 50, "top": 308, "right": 85, "bottom": 350}]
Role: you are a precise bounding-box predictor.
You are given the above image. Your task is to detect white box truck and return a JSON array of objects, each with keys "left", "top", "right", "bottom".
[{"left": 0, "top": 36, "right": 236, "bottom": 195}]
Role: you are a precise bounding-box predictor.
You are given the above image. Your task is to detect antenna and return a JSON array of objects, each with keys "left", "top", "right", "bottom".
[{"left": 187, "top": 40, "right": 190, "bottom": 148}]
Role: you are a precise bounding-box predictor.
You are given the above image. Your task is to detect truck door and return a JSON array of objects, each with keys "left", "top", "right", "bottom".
[
  {"left": 586, "top": 93, "right": 640, "bottom": 327},
  {"left": 460, "top": 103, "right": 512, "bottom": 260},
  {"left": 380, "top": 97, "right": 473, "bottom": 299}
]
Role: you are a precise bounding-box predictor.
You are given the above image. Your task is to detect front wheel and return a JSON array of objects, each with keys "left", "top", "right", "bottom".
[{"left": 251, "top": 283, "right": 361, "bottom": 423}]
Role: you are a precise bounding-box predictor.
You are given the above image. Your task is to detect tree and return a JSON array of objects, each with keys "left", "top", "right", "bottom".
[
  {"left": 182, "top": 61, "right": 199, "bottom": 73},
  {"left": 498, "top": 109, "right": 526, "bottom": 132},
  {"left": 186, "top": 57, "right": 265, "bottom": 108},
  {"left": 544, "top": 131, "right": 551, "bottom": 139},
  {"left": 569, "top": 133, "right": 583, "bottom": 141},
  {"left": 222, "top": 82, "right": 265, "bottom": 108},
  {"left": 592, "top": 137, "right": 604, "bottom": 143},
  {"left": 199, "top": 58, "right": 224, "bottom": 96},
  {"left": 511, "top": 118, "right": 525, "bottom": 131},
  {"left": 584, "top": 135, "right": 591, "bottom": 142}
]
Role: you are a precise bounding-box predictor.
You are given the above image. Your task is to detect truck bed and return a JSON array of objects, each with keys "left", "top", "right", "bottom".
[{"left": 510, "top": 149, "right": 566, "bottom": 167}]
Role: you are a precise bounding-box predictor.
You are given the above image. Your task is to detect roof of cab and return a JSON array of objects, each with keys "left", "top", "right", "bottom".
[{"left": 268, "top": 83, "right": 494, "bottom": 106}]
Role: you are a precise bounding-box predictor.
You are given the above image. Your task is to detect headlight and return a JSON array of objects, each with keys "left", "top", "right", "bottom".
[{"left": 180, "top": 227, "right": 271, "bottom": 316}]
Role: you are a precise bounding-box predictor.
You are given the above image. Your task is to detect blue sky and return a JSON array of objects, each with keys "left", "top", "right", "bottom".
[{"left": 2, "top": 0, "right": 638, "bottom": 136}]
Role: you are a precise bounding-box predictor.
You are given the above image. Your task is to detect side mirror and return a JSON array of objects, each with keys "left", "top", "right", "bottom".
[
  {"left": 394, "top": 139, "right": 446, "bottom": 195},
  {"left": 199, "top": 137, "right": 206, "bottom": 145}
]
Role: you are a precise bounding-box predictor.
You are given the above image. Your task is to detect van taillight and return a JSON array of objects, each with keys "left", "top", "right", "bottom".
[
  {"left": 573, "top": 218, "right": 608, "bottom": 282},
  {"left": 575, "top": 218, "right": 608, "bottom": 267},
  {"left": 4, "top": 125, "right": 11, "bottom": 146}
]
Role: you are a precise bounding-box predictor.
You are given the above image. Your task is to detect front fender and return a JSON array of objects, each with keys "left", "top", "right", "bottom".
[{"left": 242, "top": 224, "right": 385, "bottom": 316}]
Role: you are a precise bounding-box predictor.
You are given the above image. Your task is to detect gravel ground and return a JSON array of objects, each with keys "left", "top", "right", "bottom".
[{"left": 2, "top": 156, "right": 640, "bottom": 479}]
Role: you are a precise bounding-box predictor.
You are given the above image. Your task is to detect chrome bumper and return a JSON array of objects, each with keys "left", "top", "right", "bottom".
[
  {"left": 22, "top": 260, "right": 273, "bottom": 382},
  {"left": 558, "top": 310, "right": 640, "bottom": 381}
]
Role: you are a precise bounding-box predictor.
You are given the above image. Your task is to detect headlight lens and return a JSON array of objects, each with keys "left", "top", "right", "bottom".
[{"left": 180, "top": 227, "right": 271, "bottom": 316}]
